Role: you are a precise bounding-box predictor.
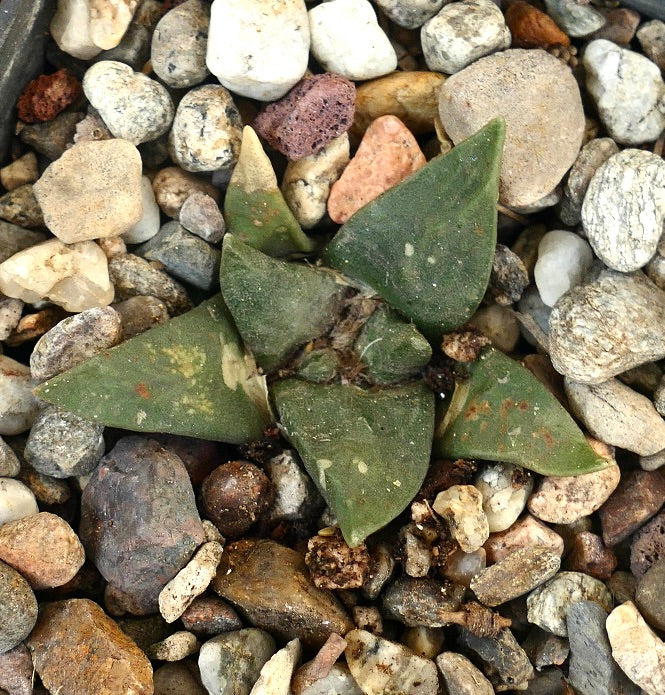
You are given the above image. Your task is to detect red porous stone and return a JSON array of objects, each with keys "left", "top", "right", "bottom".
[
  {"left": 17, "top": 69, "right": 82, "bottom": 124},
  {"left": 253, "top": 72, "right": 356, "bottom": 160}
]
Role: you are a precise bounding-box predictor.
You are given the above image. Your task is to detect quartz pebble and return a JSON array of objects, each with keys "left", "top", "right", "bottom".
[
  {"left": 198, "top": 628, "right": 275, "bottom": 695},
  {"left": 151, "top": 0, "right": 210, "bottom": 88},
  {"left": 169, "top": 85, "right": 242, "bottom": 173},
  {"left": 439, "top": 49, "right": 584, "bottom": 208},
  {"left": 80, "top": 437, "right": 205, "bottom": 612},
  {"left": 254, "top": 73, "right": 355, "bottom": 161},
  {"left": 344, "top": 629, "right": 438, "bottom": 695},
  {"left": 559, "top": 137, "right": 619, "bottom": 226},
  {"left": 83, "top": 61, "right": 174, "bottom": 145},
  {"left": 122, "top": 176, "right": 161, "bottom": 245},
  {"left": 0, "top": 437, "right": 20, "bottom": 478},
  {"left": 146, "top": 631, "right": 199, "bottom": 661},
  {"left": 375, "top": 0, "right": 446, "bottom": 29},
  {"left": 635, "top": 559, "right": 665, "bottom": 631},
  {"left": 327, "top": 115, "right": 425, "bottom": 224},
  {"left": 50, "top": 0, "right": 104, "bottom": 59},
  {"left": 109, "top": 253, "right": 193, "bottom": 316},
  {"left": 282, "top": 134, "right": 349, "bottom": 230},
  {"left": 436, "top": 651, "right": 494, "bottom": 695},
  {"left": 158, "top": 541, "right": 223, "bottom": 623},
  {"left": 475, "top": 462, "right": 533, "bottom": 533},
  {"left": 433, "top": 484, "right": 489, "bottom": 553},
  {"left": 548, "top": 270, "right": 665, "bottom": 384},
  {"left": 0, "top": 356, "right": 39, "bottom": 436},
  {"left": 630, "top": 510, "right": 665, "bottom": 577},
  {"left": 152, "top": 166, "right": 220, "bottom": 219},
  {"left": 206, "top": 0, "right": 309, "bottom": 101},
  {"left": 584, "top": 39, "right": 665, "bottom": 146},
  {"left": 484, "top": 514, "right": 564, "bottom": 564},
  {"left": 308, "top": 0, "right": 397, "bottom": 81},
  {"left": 565, "top": 378, "right": 665, "bottom": 456},
  {"left": 0, "top": 478, "right": 39, "bottom": 525},
  {"left": 599, "top": 470, "right": 665, "bottom": 547},
  {"left": 567, "top": 600, "right": 639, "bottom": 695},
  {"left": 606, "top": 601, "right": 665, "bottom": 695},
  {"left": 24, "top": 406, "right": 105, "bottom": 478},
  {"left": 582, "top": 150, "right": 665, "bottom": 272},
  {"left": 637, "top": 19, "right": 665, "bottom": 71},
  {"left": 30, "top": 306, "right": 122, "bottom": 382},
  {"left": 179, "top": 192, "right": 225, "bottom": 244},
  {"left": 421, "top": 0, "right": 510, "bottom": 75},
  {"left": 250, "top": 638, "right": 301, "bottom": 695},
  {"left": 0, "top": 512, "right": 84, "bottom": 589},
  {"left": 526, "top": 571, "right": 613, "bottom": 637},
  {"left": 0, "top": 559, "right": 38, "bottom": 653},
  {"left": 0, "top": 643, "right": 34, "bottom": 695},
  {"left": 470, "top": 547, "right": 561, "bottom": 607},
  {"left": 27, "top": 598, "right": 153, "bottom": 695},
  {"left": 534, "top": 231, "right": 593, "bottom": 307},
  {"left": 544, "top": 0, "right": 605, "bottom": 37},
  {"left": 34, "top": 139, "right": 143, "bottom": 243},
  {"left": 137, "top": 221, "right": 221, "bottom": 291}
]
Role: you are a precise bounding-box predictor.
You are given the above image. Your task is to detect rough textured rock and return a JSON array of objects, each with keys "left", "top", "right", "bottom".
[
  {"left": 146, "top": 631, "right": 199, "bottom": 661},
  {"left": 0, "top": 512, "right": 85, "bottom": 589},
  {"left": 254, "top": 73, "right": 355, "bottom": 161},
  {"left": 606, "top": 601, "right": 665, "bottom": 695},
  {"left": 526, "top": 571, "right": 613, "bottom": 636},
  {"left": 178, "top": 192, "right": 225, "bottom": 243},
  {"left": 212, "top": 539, "right": 353, "bottom": 647},
  {"left": 582, "top": 149, "right": 665, "bottom": 272},
  {"left": 27, "top": 598, "right": 153, "bottom": 695},
  {"left": 631, "top": 510, "right": 665, "bottom": 577},
  {"left": 433, "top": 484, "right": 489, "bottom": 553},
  {"left": 0, "top": 184, "right": 43, "bottom": 228},
  {"left": 0, "top": 559, "right": 37, "bottom": 653},
  {"left": 548, "top": 270, "right": 665, "bottom": 384},
  {"left": 80, "top": 436, "right": 205, "bottom": 611},
  {"left": 0, "top": 643, "right": 34, "bottom": 695},
  {"left": 421, "top": 0, "right": 511, "bottom": 75},
  {"left": 436, "top": 652, "right": 494, "bottom": 695},
  {"left": 584, "top": 39, "right": 665, "bottom": 145},
  {"left": 33, "top": 139, "right": 143, "bottom": 243},
  {"left": 206, "top": 0, "right": 309, "bottom": 101},
  {"left": 566, "top": 531, "right": 617, "bottom": 581},
  {"left": 0, "top": 437, "right": 20, "bottom": 477},
  {"left": 439, "top": 48, "right": 584, "bottom": 208},
  {"left": 638, "top": 19, "right": 665, "bottom": 71},
  {"left": 636, "top": 559, "right": 665, "bottom": 631},
  {"left": 83, "top": 60, "right": 174, "bottom": 145},
  {"left": 168, "top": 85, "right": 242, "bottom": 173},
  {"left": 381, "top": 576, "right": 464, "bottom": 627}
]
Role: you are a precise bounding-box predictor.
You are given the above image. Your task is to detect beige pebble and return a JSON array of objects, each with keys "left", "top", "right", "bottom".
[
  {"left": 146, "top": 631, "right": 200, "bottom": 661},
  {"left": 152, "top": 166, "right": 220, "bottom": 219},
  {"left": 484, "top": 514, "right": 564, "bottom": 564},
  {"left": 468, "top": 304, "right": 520, "bottom": 353},
  {"left": 433, "top": 484, "right": 489, "bottom": 553},
  {"left": 0, "top": 153, "right": 39, "bottom": 191}
]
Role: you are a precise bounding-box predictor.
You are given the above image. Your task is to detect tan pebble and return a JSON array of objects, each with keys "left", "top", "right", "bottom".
[
  {"left": 327, "top": 115, "right": 425, "bottom": 224},
  {"left": 146, "top": 631, "right": 200, "bottom": 661},
  {"left": 0, "top": 152, "right": 39, "bottom": 191},
  {"left": 433, "top": 484, "right": 489, "bottom": 553},
  {"left": 485, "top": 514, "right": 564, "bottom": 564},
  {"left": 152, "top": 166, "right": 220, "bottom": 218}
]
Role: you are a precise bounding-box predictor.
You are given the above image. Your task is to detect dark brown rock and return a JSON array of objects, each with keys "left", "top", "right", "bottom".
[
  {"left": 254, "top": 73, "right": 356, "bottom": 160},
  {"left": 27, "top": 599, "right": 153, "bottom": 695},
  {"left": 201, "top": 460, "right": 274, "bottom": 538},
  {"left": 17, "top": 69, "right": 82, "bottom": 123},
  {"left": 180, "top": 596, "right": 243, "bottom": 637},
  {"left": 599, "top": 469, "right": 665, "bottom": 547},
  {"left": 381, "top": 576, "right": 465, "bottom": 627},
  {"left": 149, "top": 434, "right": 222, "bottom": 485},
  {"left": 80, "top": 436, "right": 205, "bottom": 611},
  {"left": 566, "top": 531, "right": 617, "bottom": 580},
  {"left": 212, "top": 539, "right": 353, "bottom": 647},
  {"left": 0, "top": 643, "right": 33, "bottom": 695},
  {"left": 305, "top": 532, "right": 371, "bottom": 590},
  {"left": 631, "top": 509, "right": 665, "bottom": 577},
  {"left": 18, "top": 112, "right": 86, "bottom": 160}
]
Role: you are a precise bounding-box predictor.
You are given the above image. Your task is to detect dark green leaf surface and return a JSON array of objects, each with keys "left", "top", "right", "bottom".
[
  {"left": 36, "top": 296, "right": 273, "bottom": 444},
  {"left": 433, "top": 349, "right": 607, "bottom": 476},
  {"left": 273, "top": 379, "right": 435, "bottom": 546},
  {"left": 323, "top": 118, "right": 505, "bottom": 339}
]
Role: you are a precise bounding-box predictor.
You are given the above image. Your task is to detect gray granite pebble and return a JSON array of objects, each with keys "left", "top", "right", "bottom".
[
  {"left": 549, "top": 270, "right": 665, "bottom": 384},
  {"left": 108, "top": 253, "right": 193, "bottom": 316},
  {"left": 0, "top": 295, "right": 22, "bottom": 341},
  {"left": 151, "top": 0, "right": 210, "bottom": 88},
  {"left": 0, "top": 559, "right": 38, "bottom": 653},
  {"left": 198, "top": 628, "right": 275, "bottom": 695},
  {"left": 30, "top": 307, "right": 123, "bottom": 383},
  {"left": 375, "top": 0, "right": 445, "bottom": 29},
  {"left": 169, "top": 85, "right": 242, "bottom": 173},
  {"left": 544, "top": 0, "right": 605, "bottom": 36},
  {"left": 24, "top": 405, "right": 105, "bottom": 478},
  {"left": 137, "top": 221, "right": 221, "bottom": 291},
  {"left": 178, "top": 192, "right": 225, "bottom": 244},
  {"left": 567, "top": 600, "right": 639, "bottom": 695},
  {"left": 582, "top": 149, "right": 665, "bottom": 272},
  {"left": 0, "top": 437, "right": 20, "bottom": 478}
]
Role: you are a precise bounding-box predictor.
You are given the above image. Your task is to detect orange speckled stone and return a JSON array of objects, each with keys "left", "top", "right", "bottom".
[
  {"left": 505, "top": 0, "right": 570, "bottom": 49},
  {"left": 327, "top": 115, "right": 425, "bottom": 224}
]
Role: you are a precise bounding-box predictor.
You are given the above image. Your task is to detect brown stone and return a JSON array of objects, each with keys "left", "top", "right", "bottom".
[
  {"left": 152, "top": 166, "right": 220, "bottom": 218},
  {"left": 212, "top": 539, "right": 353, "bottom": 647},
  {"left": 484, "top": 514, "right": 564, "bottom": 564},
  {"left": 254, "top": 73, "right": 356, "bottom": 160},
  {"left": 17, "top": 69, "right": 82, "bottom": 124},
  {"left": 590, "top": 8, "right": 640, "bottom": 45},
  {"left": 505, "top": 0, "right": 570, "bottom": 49},
  {"left": 27, "top": 599, "right": 153, "bottom": 695},
  {"left": 599, "top": 469, "right": 665, "bottom": 547},
  {"left": 4, "top": 307, "right": 68, "bottom": 347},
  {"left": 0, "top": 643, "right": 33, "bottom": 695},
  {"left": 305, "top": 533, "right": 371, "bottom": 590},
  {"left": 631, "top": 510, "right": 665, "bottom": 577},
  {"left": 327, "top": 115, "right": 426, "bottom": 224},
  {"left": 0, "top": 512, "right": 85, "bottom": 590},
  {"left": 180, "top": 596, "right": 243, "bottom": 637},
  {"left": 566, "top": 531, "right": 617, "bottom": 580}
]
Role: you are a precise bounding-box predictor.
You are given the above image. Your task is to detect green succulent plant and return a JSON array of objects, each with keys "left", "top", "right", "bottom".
[{"left": 36, "top": 119, "right": 606, "bottom": 546}]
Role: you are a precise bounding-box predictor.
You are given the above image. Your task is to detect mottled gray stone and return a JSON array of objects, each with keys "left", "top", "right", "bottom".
[
  {"left": 544, "top": 0, "right": 605, "bottom": 36},
  {"left": 582, "top": 150, "right": 665, "bottom": 272},
  {"left": 0, "top": 295, "right": 22, "bottom": 341},
  {"left": 0, "top": 559, "right": 37, "bottom": 653},
  {"left": 136, "top": 221, "right": 220, "bottom": 291},
  {"left": 375, "top": 0, "right": 445, "bottom": 29},
  {"left": 178, "top": 192, "right": 225, "bottom": 244},
  {"left": 0, "top": 185, "right": 44, "bottom": 228},
  {"left": 549, "top": 270, "right": 665, "bottom": 384},
  {"left": 24, "top": 405, "right": 105, "bottom": 478},
  {"left": 0, "top": 643, "right": 34, "bottom": 695}
]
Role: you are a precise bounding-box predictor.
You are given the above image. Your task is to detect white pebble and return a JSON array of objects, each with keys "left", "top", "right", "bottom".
[
  {"left": 122, "top": 176, "right": 160, "bottom": 245},
  {"left": 0, "top": 357, "right": 40, "bottom": 436},
  {"left": 433, "top": 484, "right": 489, "bottom": 553},
  {"left": 0, "top": 478, "right": 39, "bottom": 525},
  {"left": 475, "top": 462, "right": 533, "bottom": 534}
]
